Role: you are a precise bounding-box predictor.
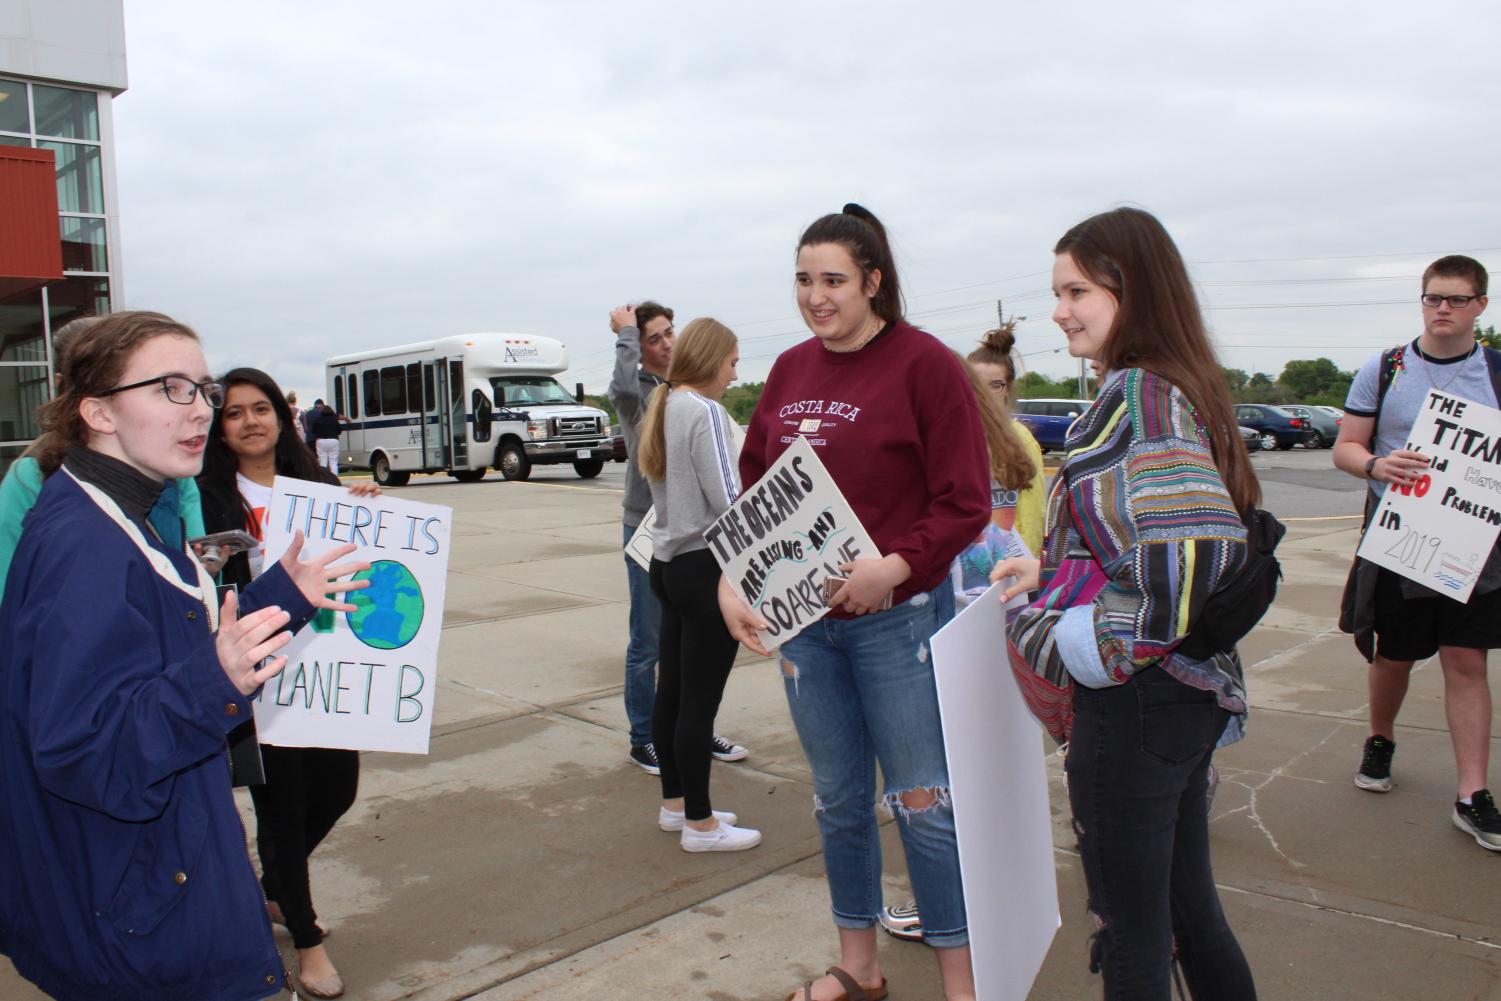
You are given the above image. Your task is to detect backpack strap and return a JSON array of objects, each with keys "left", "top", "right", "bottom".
[
  {"left": 1484, "top": 345, "right": 1501, "bottom": 405},
  {"left": 1371, "top": 343, "right": 1406, "bottom": 431}
]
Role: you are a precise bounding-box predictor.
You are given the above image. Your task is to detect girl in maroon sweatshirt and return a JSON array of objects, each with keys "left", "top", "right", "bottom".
[{"left": 727, "top": 204, "right": 989, "bottom": 1001}]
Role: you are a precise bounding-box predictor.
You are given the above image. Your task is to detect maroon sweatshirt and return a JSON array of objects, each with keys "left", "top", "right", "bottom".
[{"left": 740, "top": 320, "right": 991, "bottom": 612}]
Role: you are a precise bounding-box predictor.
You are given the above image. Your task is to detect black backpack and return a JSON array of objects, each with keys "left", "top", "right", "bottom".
[{"left": 1176, "top": 506, "right": 1286, "bottom": 661}]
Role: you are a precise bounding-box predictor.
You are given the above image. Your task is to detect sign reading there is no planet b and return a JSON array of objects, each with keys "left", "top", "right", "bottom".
[{"left": 254, "top": 476, "right": 452, "bottom": 754}]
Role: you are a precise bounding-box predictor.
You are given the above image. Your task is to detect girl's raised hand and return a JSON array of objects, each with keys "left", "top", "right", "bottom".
[{"left": 276, "top": 531, "right": 371, "bottom": 612}]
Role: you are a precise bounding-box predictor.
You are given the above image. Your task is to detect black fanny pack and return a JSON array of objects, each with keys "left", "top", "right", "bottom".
[{"left": 1177, "top": 507, "right": 1286, "bottom": 661}]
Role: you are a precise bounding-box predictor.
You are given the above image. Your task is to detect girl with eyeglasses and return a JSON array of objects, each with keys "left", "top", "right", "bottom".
[
  {"left": 0, "top": 315, "right": 207, "bottom": 604},
  {"left": 0, "top": 311, "right": 369, "bottom": 1001}
]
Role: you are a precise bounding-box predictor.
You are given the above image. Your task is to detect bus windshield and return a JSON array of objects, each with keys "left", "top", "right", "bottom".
[{"left": 490, "top": 376, "right": 576, "bottom": 407}]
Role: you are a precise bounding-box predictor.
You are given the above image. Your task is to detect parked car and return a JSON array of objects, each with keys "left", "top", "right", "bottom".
[
  {"left": 1013, "top": 398, "right": 1093, "bottom": 452},
  {"left": 610, "top": 424, "right": 627, "bottom": 462},
  {"left": 1233, "top": 404, "right": 1316, "bottom": 451},
  {"left": 1239, "top": 426, "right": 1262, "bottom": 452},
  {"left": 1280, "top": 405, "right": 1340, "bottom": 448}
]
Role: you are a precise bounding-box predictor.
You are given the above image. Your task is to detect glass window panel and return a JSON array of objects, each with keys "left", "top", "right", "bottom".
[
  {"left": 33, "top": 85, "right": 98, "bottom": 140},
  {"left": 406, "top": 363, "right": 421, "bottom": 414},
  {"left": 0, "top": 287, "right": 47, "bottom": 363},
  {"left": 45, "top": 276, "right": 110, "bottom": 335},
  {"left": 381, "top": 366, "right": 406, "bottom": 414},
  {"left": 0, "top": 134, "right": 31, "bottom": 147},
  {"left": 333, "top": 378, "right": 344, "bottom": 416},
  {"left": 423, "top": 365, "right": 435, "bottom": 411},
  {"left": 0, "top": 365, "right": 50, "bottom": 441},
  {"left": 60, "top": 216, "right": 108, "bottom": 272},
  {"left": 363, "top": 370, "right": 381, "bottom": 416},
  {"left": 0, "top": 80, "right": 27, "bottom": 133},
  {"left": 347, "top": 374, "right": 359, "bottom": 418},
  {"left": 0, "top": 443, "right": 30, "bottom": 479},
  {"left": 41, "top": 141, "right": 103, "bottom": 213}
]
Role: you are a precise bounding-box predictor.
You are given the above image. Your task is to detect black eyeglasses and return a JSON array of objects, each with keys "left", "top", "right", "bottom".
[
  {"left": 1421, "top": 293, "right": 1481, "bottom": 308},
  {"left": 98, "top": 375, "right": 226, "bottom": 408}
]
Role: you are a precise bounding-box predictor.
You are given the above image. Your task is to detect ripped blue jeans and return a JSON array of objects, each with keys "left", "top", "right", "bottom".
[{"left": 778, "top": 583, "right": 967, "bottom": 948}]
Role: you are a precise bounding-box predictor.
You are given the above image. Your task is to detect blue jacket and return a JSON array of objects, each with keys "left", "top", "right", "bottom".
[{"left": 0, "top": 470, "right": 314, "bottom": 1001}]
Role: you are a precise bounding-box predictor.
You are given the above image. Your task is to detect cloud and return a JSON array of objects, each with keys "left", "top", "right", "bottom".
[{"left": 110, "top": 0, "right": 1501, "bottom": 401}]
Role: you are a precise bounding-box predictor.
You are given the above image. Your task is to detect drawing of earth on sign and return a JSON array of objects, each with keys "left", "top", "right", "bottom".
[{"left": 345, "top": 560, "right": 424, "bottom": 649}]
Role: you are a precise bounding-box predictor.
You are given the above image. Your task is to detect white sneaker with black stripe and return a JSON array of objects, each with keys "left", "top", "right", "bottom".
[{"left": 879, "top": 899, "right": 924, "bottom": 942}]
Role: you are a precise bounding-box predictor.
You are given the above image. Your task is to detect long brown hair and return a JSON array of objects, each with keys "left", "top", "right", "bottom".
[
  {"left": 1055, "top": 207, "right": 1259, "bottom": 511},
  {"left": 29, "top": 311, "right": 202, "bottom": 477},
  {"left": 635, "top": 318, "right": 738, "bottom": 481},
  {"left": 959, "top": 353, "right": 1036, "bottom": 492}
]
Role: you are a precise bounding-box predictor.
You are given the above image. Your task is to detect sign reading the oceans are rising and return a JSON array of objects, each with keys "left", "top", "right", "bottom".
[
  {"left": 1356, "top": 390, "right": 1501, "bottom": 602},
  {"left": 705, "top": 436, "right": 878, "bottom": 649},
  {"left": 254, "top": 476, "right": 452, "bottom": 754}
]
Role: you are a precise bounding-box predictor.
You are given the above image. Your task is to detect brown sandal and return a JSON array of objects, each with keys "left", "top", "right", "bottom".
[{"left": 784, "top": 965, "right": 889, "bottom": 1001}]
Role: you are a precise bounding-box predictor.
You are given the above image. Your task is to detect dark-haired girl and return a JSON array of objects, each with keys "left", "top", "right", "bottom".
[
  {"left": 198, "top": 367, "right": 378, "bottom": 999},
  {"left": 1000, "top": 208, "right": 1258, "bottom": 999},
  {"left": 0, "top": 313, "right": 366, "bottom": 1001},
  {"left": 725, "top": 204, "right": 989, "bottom": 1001}
]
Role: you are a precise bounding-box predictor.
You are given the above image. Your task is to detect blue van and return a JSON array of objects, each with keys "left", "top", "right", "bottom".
[{"left": 1013, "top": 398, "right": 1093, "bottom": 452}]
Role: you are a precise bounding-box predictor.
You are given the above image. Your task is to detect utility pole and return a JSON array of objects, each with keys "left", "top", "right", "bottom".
[
  {"left": 996, "top": 300, "right": 1004, "bottom": 328},
  {"left": 1079, "top": 357, "right": 1088, "bottom": 398}
]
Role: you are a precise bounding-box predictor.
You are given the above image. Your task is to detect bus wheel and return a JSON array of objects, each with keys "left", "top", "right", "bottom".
[
  {"left": 573, "top": 458, "right": 604, "bottom": 479},
  {"left": 452, "top": 468, "right": 487, "bottom": 483},
  {"left": 498, "top": 442, "right": 531, "bottom": 481},
  {"left": 372, "top": 453, "right": 410, "bottom": 487}
]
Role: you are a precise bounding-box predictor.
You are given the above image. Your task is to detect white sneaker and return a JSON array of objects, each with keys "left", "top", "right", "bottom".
[
  {"left": 658, "top": 806, "right": 738, "bottom": 831},
  {"left": 680, "top": 820, "right": 761, "bottom": 852}
]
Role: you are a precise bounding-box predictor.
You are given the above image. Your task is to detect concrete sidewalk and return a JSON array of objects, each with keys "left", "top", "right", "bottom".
[{"left": 5, "top": 479, "right": 1499, "bottom": 1000}]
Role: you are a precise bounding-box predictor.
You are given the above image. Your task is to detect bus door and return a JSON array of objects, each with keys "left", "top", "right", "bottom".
[
  {"left": 421, "top": 360, "right": 447, "bottom": 470},
  {"left": 435, "top": 358, "right": 469, "bottom": 470},
  {"left": 331, "top": 365, "right": 365, "bottom": 459}
]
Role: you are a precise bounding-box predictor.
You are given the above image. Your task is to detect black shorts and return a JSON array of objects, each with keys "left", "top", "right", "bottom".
[{"left": 1372, "top": 567, "right": 1501, "bottom": 662}]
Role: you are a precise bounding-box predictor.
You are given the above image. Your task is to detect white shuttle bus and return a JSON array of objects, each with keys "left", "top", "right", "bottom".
[{"left": 324, "top": 333, "right": 612, "bottom": 485}]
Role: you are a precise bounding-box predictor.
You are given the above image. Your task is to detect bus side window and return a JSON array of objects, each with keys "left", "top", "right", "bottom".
[
  {"left": 472, "top": 389, "right": 492, "bottom": 442},
  {"left": 333, "top": 377, "right": 344, "bottom": 415},
  {"left": 424, "top": 365, "right": 435, "bottom": 411},
  {"left": 381, "top": 365, "right": 406, "bottom": 415},
  {"left": 364, "top": 370, "right": 381, "bottom": 417},
  {"left": 449, "top": 361, "right": 462, "bottom": 404},
  {"left": 407, "top": 364, "right": 422, "bottom": 414},
  {"left": 347, "top": 374, "right": 359, "bottom": 419}
]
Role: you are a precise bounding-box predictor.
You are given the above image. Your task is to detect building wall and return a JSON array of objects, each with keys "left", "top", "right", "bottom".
[{"left": 0, "top": 0, "right": 125, "bottom": 473}]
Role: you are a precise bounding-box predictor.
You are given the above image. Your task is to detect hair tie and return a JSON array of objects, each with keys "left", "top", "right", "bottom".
[{"left": 664, "top": 380, "right": 674, "bottom": 388}]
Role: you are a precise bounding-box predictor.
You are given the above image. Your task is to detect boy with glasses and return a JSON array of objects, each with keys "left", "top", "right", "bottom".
[{"left": 1334, "top": 255, "right": 1501, "bottom": 851}]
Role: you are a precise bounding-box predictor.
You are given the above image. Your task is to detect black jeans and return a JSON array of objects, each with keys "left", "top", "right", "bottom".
[
  {"left": 1066, "top": 667, "right": 1256, "bottom": 1001},
  {"left": 649, "top": 549, "right": 739, "bottom": 820},
  {"left": 249, "top": 745, "right": 360, "bottom": 949}
]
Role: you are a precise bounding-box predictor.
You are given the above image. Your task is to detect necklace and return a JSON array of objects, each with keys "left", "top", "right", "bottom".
[
  {"left": 822, "top": 317, "right": 885, "bottom": 354},
  {"left": 1415, "top": 341, "right": 1477, "bottom": 394}
]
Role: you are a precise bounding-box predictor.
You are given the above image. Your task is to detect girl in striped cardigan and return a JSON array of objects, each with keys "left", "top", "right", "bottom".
[{"left": 998, "top": 208, "right": 1260, "bottom": 1000}]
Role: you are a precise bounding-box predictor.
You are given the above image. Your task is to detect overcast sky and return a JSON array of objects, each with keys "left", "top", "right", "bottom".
[{"left": 111, "top": 1, "right": 1501, "bottom": 403}]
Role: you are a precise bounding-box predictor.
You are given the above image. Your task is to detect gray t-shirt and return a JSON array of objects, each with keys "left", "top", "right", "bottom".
[
  {"left": 1346, "top": 339, "right": 1501, "bottom": 595},
  {"left": 1345, "top": 340, "right": 1499, "bottom": 498},
  {"left": 647, "top": 391, "right": 741, "bottom": 562}
]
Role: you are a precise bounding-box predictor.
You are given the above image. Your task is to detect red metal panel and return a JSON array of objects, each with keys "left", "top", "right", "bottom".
[{"left": 0, "top": 146, "right": 64, "bottom": 299}]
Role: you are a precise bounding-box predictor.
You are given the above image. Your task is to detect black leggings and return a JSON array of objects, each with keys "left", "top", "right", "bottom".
[
  {"left": 649, "top": 549, "right": 739, "bottom": 820},
  {"left": 1066, "top": 667, "right": 1256, "bottom": 1001},
  {"left": 248, "top": 745, "right": 360, "bottom": 949}
]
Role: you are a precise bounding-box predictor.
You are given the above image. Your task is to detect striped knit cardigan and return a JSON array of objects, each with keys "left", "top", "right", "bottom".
[{"left": 1008, "top": 368, "right": 1251, "bottom": 743}]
